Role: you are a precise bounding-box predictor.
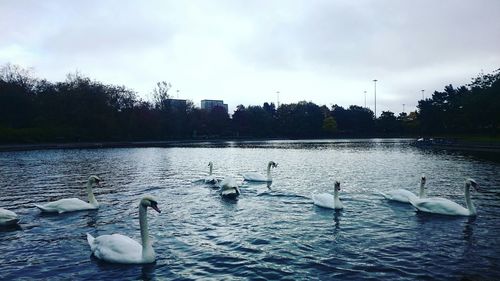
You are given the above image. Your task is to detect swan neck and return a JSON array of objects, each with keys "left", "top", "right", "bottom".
[
  {"left": 86, "top": 182, "right": 98, "bottom": 206},
  {"left": 209, "top": 165, "right": 213, "bottom": 175},
  {"left": 465, "top": 185, "right": 476, "bottom": 215},
  {"left": 139, "top": 205, "right": 154, "bottom": 260},
  {"left": 334, "top": 188, "right": 339, "bottom": 199},
  {"left": 419, "top": 182, "right": 426, "bottom": 198},
  {"left": 267, "top": 165, "right": 272, "bottom": 180}
]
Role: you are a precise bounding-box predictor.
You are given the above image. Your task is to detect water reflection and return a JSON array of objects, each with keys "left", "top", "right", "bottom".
[
  {"left": 140, "top": 263, "right": 156, "bottom": 281},
  {"left": 1, "top": 140, "right": 499, "bottom": 280}
]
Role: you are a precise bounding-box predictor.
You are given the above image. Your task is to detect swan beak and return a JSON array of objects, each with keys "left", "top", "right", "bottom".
[{"left": 151, "top": 204, "right": 161, "bottom": 213}]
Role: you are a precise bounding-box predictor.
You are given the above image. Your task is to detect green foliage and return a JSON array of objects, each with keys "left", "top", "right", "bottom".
[
  {"left": 322, "top": 116, "right": 337, "bottom": 135},
  {"left": 418, "top": 69, "right": 500, "bottom": 135}
]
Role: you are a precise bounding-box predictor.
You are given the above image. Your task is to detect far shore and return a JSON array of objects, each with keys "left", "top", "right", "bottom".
[{"left": 1, "top": 137, "right": 500, "bottom": 153}]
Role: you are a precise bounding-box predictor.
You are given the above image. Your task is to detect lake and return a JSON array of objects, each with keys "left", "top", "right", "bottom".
[{"left": 1, "top": 139, "right": 499, "bottom": 280}]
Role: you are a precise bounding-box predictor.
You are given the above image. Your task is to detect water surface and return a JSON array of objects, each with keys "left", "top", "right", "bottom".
[{"left": 1, "top": 139, "right": 499, "bottom": 280}]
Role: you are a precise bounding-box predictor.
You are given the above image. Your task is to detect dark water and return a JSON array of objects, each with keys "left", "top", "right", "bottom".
[{"left": 1, "top": 139, "right": 499, "bottom": 280}]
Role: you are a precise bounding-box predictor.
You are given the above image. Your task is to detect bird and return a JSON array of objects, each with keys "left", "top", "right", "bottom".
[
  {"left": 409, "top": 178, "right": 480, "bottom": 216},
  {"left": 34, "top": 175, "right": 102, "bottom": 213},
  {"left": 204, "top": 162, "right": 218, "bottom": 185},
  {"left": 312, "top": 181, "right": 344, "bottom": 210},
  {"left": 86, "top": 195, "right": 161, "bottom": 264},
  {"left": 218, "top": 177, "right": 240, "bottom": 199},
  {"left": 0, "top": 207, "right": 19, "bottom": 226},
  {"left": 242, "top": 161, "right": 278, "bottom": 182},
  {"left": 379, "top": 175, "right": 427, "bottom": 203}
]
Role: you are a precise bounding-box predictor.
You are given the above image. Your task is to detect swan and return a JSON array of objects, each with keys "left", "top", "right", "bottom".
[
  {"left": 0, "top": 208, "right": 19, "bottom": 226},
  {"left": 34, "top": 175, "right": 101, "bottom": 213},
  {"left": 410, "top": 178, "right": 479, "bottom": 216},
  {"left": 242, "top": 161, "right": 278, "bottom": 182},
  {"left": 379, "top": 175, "right": 427, "bottom": 203},
  {"left": 204, "top": 162, "right": 218, "bottom": 185},
  {"left": 312, "top": 181, "right": 343, "bottom": 210},
  {"left": 218, "top": 177, "right": 240, "bottom": 198},
  {"left": 86, "top": 195, "right": 161, "bottom": 264}
]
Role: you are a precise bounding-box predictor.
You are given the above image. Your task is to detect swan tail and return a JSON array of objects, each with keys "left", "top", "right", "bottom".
[
  {"left": 376, "top": 191, "right": 388, "bottom": 199},
  {"left": 34, "top": 204, "right": 51, "bottom": 212},
  {"left": 86, "top": 233, "right": 96, "bottom": 249}
]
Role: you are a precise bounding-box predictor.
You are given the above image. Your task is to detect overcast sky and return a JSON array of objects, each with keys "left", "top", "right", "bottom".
[{"left": 1, "top": 0, "right": 499, "bottom": 115}]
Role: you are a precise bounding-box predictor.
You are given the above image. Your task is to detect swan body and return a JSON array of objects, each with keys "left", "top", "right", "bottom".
[
  {"left": 219, "top": 177, "right": 240, "bottom": 198},
  {"left": 204, "top": 162, "right": 218, "bottom": 185},
  {"left": 0, "top": 208, "right": 19, "bottom": 226},
  {"left": 313, "top": 181, "right": 343, "bottom": 210},
  {"left": 242, "top": 161, "right": 278, "bottom": 182},
  {"left": 87, "top": 196, "right": 161, "bottom": 264},
  {"left": 34, "top": 175, "right": 101, "bottom": 213},
  {"left": 380, "top": 175, "right": 427, "bottom": 203},
  {"left": 410, "top": 179, "right": 479, "bottom": 216}
]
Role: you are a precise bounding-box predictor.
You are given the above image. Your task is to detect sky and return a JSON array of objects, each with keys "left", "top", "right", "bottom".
[{"left": 1, "top": 0, "right": 499, "bottom": 116}]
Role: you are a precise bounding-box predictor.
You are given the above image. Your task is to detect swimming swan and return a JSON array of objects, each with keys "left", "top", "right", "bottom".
[
  {"left": 0, "top": 208, "right": 19, "bottom": 226},
  {"left": 242, "top": 161, "right": 278, "bottom": 182},
  {"left": 34, "top": 175, "right": 101, "bottom": 213},
  {"left": 410, "top": 178, "right": 479, "bottom": 216},
  {"left": 218, "top": 177, "right": 240, "bottom": 198},
  {"left": 86, "top": 196, "right": 161, "bottom": 264},
  {"left": 312, "top": 181, "right": 343, "bottom": 210},
  {"left": 204, "top": 162, "right": 218, "bottom": 185},
  {"left": 379, "top": 175, "right": 427, "bottom": 203}
]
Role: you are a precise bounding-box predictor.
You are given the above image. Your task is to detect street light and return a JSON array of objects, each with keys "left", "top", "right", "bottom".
[
  {"left": 421, "top": 89, "right": 425, "bottom": 100},
  {"left": 364, "top": 91, "right": 367, "bottom": 108},
  {"left": 373, "top": 79, "right": 378, "bottom": 117},
  {"left": 276, "top": 91, "right": 280, "bottom": 108},
  {"left": 402, "top": 103, "right": 405, "bottom": 113}
]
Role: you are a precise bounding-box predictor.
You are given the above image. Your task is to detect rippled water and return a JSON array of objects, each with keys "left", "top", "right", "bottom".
[{"left": 1, "top": 139, "right": 499, "bottom": 280}]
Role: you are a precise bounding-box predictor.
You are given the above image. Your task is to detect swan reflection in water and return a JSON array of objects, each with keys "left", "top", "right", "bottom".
[{"left": 332, "top": 210, "right": 342, "bottom": 243}]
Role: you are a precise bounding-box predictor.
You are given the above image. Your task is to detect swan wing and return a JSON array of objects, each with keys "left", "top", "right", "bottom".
[
  {"left": 411, "top": 197, "right": 469, "bottom": 216},
  {"left": 383, "top": 189, "right": 417, "bottom": 203},
  {"left": 204, "top": 175, "right": 218, "bottom": 185},
  {"left": 0, "top": 208, "right": 19, "bottom": 226},
  {"left": 242, "top": 172, "right": 267, "bottom": 182},
  {"left": 312, "top": 193, "right": 335, "bottom": 209},
  {"left": 89, "top": 233, "right": 143, "bottom": 264},
  {"left": 35, "top": 198, "right": 97, "bottom": 213}
]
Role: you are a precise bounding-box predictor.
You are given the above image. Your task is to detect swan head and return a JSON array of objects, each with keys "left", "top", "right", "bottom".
[
  {"left": 334, "top": 181, "right": 341, "bottom": 191},
  {"left": 208, "top": 161, "right": 213, "bottom": 167},
  {"left": 88, "top": 175, "right": 102, "bottom": 187},
  {"left": 140, "top": 196, "right": 161, "bottom": 213},
  {"left": 466, "top": 178, "right": 480, "bottom": 191},
  {"left": 421, "top": 175, "right": 426, "bottom": 186},
  {"left": 268, "top": 161, "right": 278, "bottom": 168}
]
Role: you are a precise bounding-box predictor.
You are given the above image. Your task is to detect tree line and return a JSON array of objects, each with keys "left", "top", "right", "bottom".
[{"left": 0, "top": 63, "right": 498, "bottom": 143}]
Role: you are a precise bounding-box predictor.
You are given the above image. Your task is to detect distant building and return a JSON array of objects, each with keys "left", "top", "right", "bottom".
[
  {"left": 201, "top": 99, "right": 228, "bottom": 113},
  {"left": 166, "top": 98, "right": 187, "bottom": 110}
]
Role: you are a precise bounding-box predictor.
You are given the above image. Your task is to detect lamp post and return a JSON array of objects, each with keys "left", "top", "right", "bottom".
[
  {"left": 402, "top": 103, "right": 405, "bottom": 113},
  {"left": 421, "top": 89, "right": 425, "bottom": 100},
  {"left": 373, "top": 79, "right": 378, "bottom": 118},
  {"left": 176, "top": 89, "right": 180, "bottom": 99},
  {"left": 364, "top": 91, "right": 367, "bottom": 108},
  {"left": 276, "top": 91, "right": 280, "bottom": 108}
]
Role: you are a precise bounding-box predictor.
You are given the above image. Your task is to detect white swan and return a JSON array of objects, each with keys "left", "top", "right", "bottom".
[
  {"left": 312, "top": 181, "right": 343, "bottom": 210},
  {"left": 379, "top": 175, "right": 427, "bottom": 203},
  {"left": 86, "top": 196, "right": 161, "bottom": 264},
  {"left": 218, "top": 177, "right": 240, "bottom": 198},
  {"left": 242, "top": 161, "right": 278, "bottom": 182},
  {"left": 410, "top": 178, "right": 479, "bottom": 216},
  {"left": 0, "top": 208, "right": 19, "bottom": 226},
  {"left": 34, "top": 175, "right": 101, "bottom": 213},
  {"left": 204, "top": 162, "right": 218, "bottom": 185}
]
